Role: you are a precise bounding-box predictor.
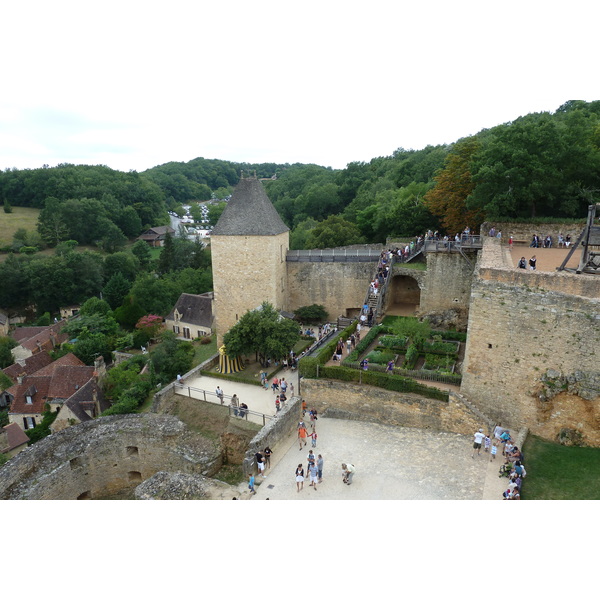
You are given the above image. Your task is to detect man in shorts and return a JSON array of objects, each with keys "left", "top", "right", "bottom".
[{"left": 472, "top": 428, "right": 486, "bottom": 458}]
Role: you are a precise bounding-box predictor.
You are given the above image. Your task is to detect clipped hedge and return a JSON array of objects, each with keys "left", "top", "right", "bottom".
[
  {"left": 378, "top": 335, "right": 408, "bottom": 351},
  {"left": 345, "top": 324, "right": 388, "bottom": 363},
  {"left": 403, "top": 344, "right": 419, "bottom": 369},
  {"left": 437, "top": 330, "right": 467, "bottom": 342},
  {"left": 319, "top": 365, "right": 449, "bottom": 401},
  {"left": 200, "top": 369, "right": 264, "bottom": 387},
  {"left": 422, "top": 340, "right": 459, "bottom": 355}
]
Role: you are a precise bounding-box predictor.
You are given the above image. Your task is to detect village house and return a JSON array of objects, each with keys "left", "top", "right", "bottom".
[
  {"left": 165, "top": 292, "right": 214, "bottom": 340},
  {"left": 3, "top": 353, "right": 97, "bottom": 432},
  {"left": 50, "top": 378, "right": 108, "bottom": 433},
  {"left": 136, "top": 225, "right": 176, "bottom": 247},
  {"left": 10, "top": 321, "right": 69, "bottom": 361},
  {"left": 0, "top": 423, "right": 29, "bottom": 458}
]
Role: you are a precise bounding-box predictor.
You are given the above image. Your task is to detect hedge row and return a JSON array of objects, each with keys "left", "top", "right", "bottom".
[{"left": 319, "top": 365, "right": 449, "bottom": 401}]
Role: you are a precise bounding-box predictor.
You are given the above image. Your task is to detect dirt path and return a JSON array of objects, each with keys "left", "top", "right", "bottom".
[{"left": 508, "top": 245, "right": 580, "bottom": 271}]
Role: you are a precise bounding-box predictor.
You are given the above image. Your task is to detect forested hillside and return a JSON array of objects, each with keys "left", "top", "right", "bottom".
[{"left": 1, "top": 100, "right": 598, "bottom": 253}]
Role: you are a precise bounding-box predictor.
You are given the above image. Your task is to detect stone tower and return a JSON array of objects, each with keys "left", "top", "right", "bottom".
[{"left": 210, "top": 177, "right": 289, "bottom": 344}]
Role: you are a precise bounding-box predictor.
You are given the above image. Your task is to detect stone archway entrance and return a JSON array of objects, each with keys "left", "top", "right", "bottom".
[{"left": 386, "top": 274, "right": 421, "bottom": 316}]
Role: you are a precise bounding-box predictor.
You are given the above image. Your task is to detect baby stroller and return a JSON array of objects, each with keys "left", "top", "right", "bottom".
[{"left": 499, "top": 462, "right": 513, "bottom": 478}]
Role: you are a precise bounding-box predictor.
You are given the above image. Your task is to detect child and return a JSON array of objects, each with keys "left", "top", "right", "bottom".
[
  {"left": 490, "top": 442, "right": 497, "bottom": 461},
  {"left": 263, "top": 378, "right": 269, "bottom": 391},
  {"left": 309, "top": 429, "right": 318, "bottom": 448},
  {"left": 484, "top": 435, "right": 491, "bottom": 452},
  {"left": 248, "top": 473, "right": 256, "bottom": 495},
  {"left": 275, "top": 396, "right": 281, "bottom": 412}
]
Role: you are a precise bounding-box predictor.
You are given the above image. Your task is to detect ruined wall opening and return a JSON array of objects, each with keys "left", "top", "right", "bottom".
[
  {"left": 77, "top": 491, "right": 92, "bottom": 500},
  {"left": 126, "top": 446, "right": 139, "bottom": 457},
  {"left": 128, "top": 471, "right": 143, "bottom": 483},
  {"left": 387, "top": 275, "right": 421, "bottom": 316}
]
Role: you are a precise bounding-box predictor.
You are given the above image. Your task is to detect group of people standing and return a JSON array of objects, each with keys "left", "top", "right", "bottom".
[{"left": 517, "top": 255, "right": 537, "bottom": 270}]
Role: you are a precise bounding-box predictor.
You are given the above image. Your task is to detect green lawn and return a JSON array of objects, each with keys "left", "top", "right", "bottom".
[
  {"left": 521, "top": 434, "right": 600, "bottom": 499},
  {"left": 0, "top": 206, "right": 41, "bottom": 246},
  {"left": 192, "top": 335, "right": 218, "bottom": 366}
]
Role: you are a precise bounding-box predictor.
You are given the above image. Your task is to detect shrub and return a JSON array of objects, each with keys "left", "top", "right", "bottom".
[
  {"left": 422, "top": 353, "right": 454, "bottom": 371},
  {"left": 436, "top": 330, "right": 467, "bottom": 342},
  {"left": 422, "top": 340, "right": 459, "bottom": 355},
  {"left": 379, "top": 335, "right": 408, "bottom": 351},
  {"left": 294, "top": 304, "right": 329, "bottom": 324},
  {"left": 366, "top": 350, "right": 395, "bottom": 365},
  {"left": 402, "top": 344, "right": 419, "bottom": 369}
]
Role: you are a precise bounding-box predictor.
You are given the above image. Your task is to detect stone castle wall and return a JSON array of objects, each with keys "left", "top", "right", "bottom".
[
  {"left": 481, "top": 221, "right": 585, "bottom": 242},
  {"left": 299, "top": 379, "right": 487, "bottom": 435},
  {"left": 417, "top": 252, "right": 476, "bottom": 328},
  {"left": 0, "top": 414, "right": 221, "bottom": 500},
  {"left": 461, "top": 239, "right": 600, "bottom": 445},
  {"left": 211, "top": 232, "right": 289, "bottom": 343},
  {"left": 286, "top": 261, "right": 376, "bottom": 320}
]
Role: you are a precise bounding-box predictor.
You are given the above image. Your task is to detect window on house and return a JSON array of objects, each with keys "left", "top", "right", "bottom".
[
  {"left": 25, "top": 395, "right": 33, "bottom": 404},
  {"left": 173, "top": 325, "right": 180, "bottom": 334},
  {"left": 23, "top": 416, "right": 36, "bottom": 429},
  {"left": 183, "top": 327, "right": 191, "bottom": 339}
]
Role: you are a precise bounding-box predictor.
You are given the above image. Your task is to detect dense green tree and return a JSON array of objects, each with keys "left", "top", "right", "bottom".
[
  {"left": 0, "top": 337, "right": 17, "bottom": 369},
  {"left": 79, "top": 297, "right": 112, "bottom": 317},
  {"left": 129, "top": 274, "right": 181, "bottom": 316},
  {"left": 112, "top": 295, "right": 146, "bottom": 328},
  {"left": 157, "top": 232, "right": 175, "bottom": 274},
  {"left": 305, "top": 215, "right": 365, "bottom": 249},
  {"left": 294, "top": 304, "right": 328, "bottom": 324},
  {"left": 151, "top": 331, "right": 194, "bottom": 384},
  {"left": 104, "top": 252, "right": 139, "bottom": 282},
  {"left": 289, "top": 217, "right": 318, "bottom": 250},
  {"left": 223, "top": 302, "right": 300, "bottom": 365},
  {"left": 207, "top": 202, "right": 226, "bottom": 227},
  {"left": 103, "top": 272, "right": 132, "bottom": 310},
  {"left": 130, "top": 239, "right": 153, "bottom": 269}
]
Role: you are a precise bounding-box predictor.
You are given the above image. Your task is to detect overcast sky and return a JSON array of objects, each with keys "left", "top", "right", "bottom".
[{"left": 1, "top": 0, "right": 597, "bottom": 173}]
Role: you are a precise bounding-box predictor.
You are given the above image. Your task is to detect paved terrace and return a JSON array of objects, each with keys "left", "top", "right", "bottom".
[{"left": 177, "top": 372, "right": 508, "bottom": 500}]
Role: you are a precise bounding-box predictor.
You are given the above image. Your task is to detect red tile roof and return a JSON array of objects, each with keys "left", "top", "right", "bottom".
[
  {"left": 2, "top": 351, "right": 53, "bottom": 383},
  {"left": 8, "top": 376, "right": 52, "bottom": 415},
  {"left": 47, "top": 366, "right": 95, "bottom": 400},
  {"left": 33, "top": 352, "right": 85, "bottom": 377},
  {"left": 1, "top": 422, "right": 29, "bottom": 452}
]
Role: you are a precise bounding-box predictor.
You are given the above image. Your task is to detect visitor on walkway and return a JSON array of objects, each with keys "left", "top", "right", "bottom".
[
  {"left": 308, "top": 462, "right": 319, "bottom": 490},
  {"left": 263, "top": 446, "right": 272, "bottom": 469},
  {"left": 317, "top": 454, "right": 324, "bottom": 483},
  {"left": 255, "top": 451, "right": 266, "bottom": 478},
  {"left": 490, "top": 443, "right": 497, "bottom": 461},
  {"left": 342, "top": 462, "right": 355, "bottom": 485},
  {"left": 231, "top": 394, "right": 239, "bottom": 417},
  {"left": 248, "top": 473, "right": 256, "bottom": 495},
  {"left": 309, "top": 429, "right": 318, "bottom": 447},
  {"left": 295, "top": 464, "right": 304, "bottom": 492},
  {"left": 298, "top": 424, "right": 308, "bottom": 449},
  {"left": 239, "top": 403, "right": 248, "bottom": 419},
  {"left": 216, "top": 386, "right": 224, "bottom": 405},
  {"left": 306, "top": 449, "right": 316, "bottom": 475},
  {"left": 472, "top": 428, "right": 486, "bottom": 457},
  {"left": 275, "top": 396, "right": 281, "bottom": 412}
]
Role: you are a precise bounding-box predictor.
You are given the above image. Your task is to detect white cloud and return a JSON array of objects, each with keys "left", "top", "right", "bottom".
[{"left": 0, "top": 0, "right": 597, "bottom": 172}]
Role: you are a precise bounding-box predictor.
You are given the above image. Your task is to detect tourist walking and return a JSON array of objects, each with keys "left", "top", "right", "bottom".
[
  {"left": 216, "top": 386, "right": 224, "bottom": 405},
  {"left": 472, "top": 428, "right": 486, "bottom": 457},
  {"left": 263, "top": 446, "right": 272, "bottom": 469},
  {"left": 308, "top": 462, "right": 319, "bottom": 490},
  {"left": 248, "top": 473, "right": 256, "bottom": 495},
  {"left": 295, "top": 464, "right": 305, "bottom": 492},
  {"left": 317, "top": 454, "right": 324, "bottom": 483},
  {"left": 231, "top": 394, "right": 239, "bottom": 417},
  {"left": 298, "top": 423, "right": 308, "bottom": 449}
]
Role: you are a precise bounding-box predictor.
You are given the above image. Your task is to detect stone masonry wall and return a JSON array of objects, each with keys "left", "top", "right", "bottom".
[
  {"left": 481, "top": 221, "right": 585, "bottom": 243},
  {"left": 461, "top": 241, "right": 600, "bottom": 445},
  {"left": 419, "top": 252, "right": 476, "bottom": 315},
  {"left": 286, "top": 261, "right": 376, "bottom": 321},
  {"left": 211, "top": 232, "right": 289, "bottom": 344},
  {"left": 0, "top": 414, "right": 221, "bottom": 500},
  {"left": 299, "top": 379, "right": 486, "bottom": 436}
]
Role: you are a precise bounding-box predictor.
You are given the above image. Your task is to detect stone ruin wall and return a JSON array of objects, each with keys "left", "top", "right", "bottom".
[
  {"left": 0, "top": 414, "right": 221, "bottom": 500},
  {"left": 461, "top": 239, "right": 600, "bottom": 445}
]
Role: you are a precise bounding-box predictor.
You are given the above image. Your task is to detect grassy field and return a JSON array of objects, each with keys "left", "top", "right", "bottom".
[
  {"left": 521, "top": 434, "right": 600, "bottom": 499},
  {"left": 0, "top": 206, "right": 41, "bottom": 245}
]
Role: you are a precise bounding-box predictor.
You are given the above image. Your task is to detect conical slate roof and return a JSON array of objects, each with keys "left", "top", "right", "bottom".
[{"left": 211, "top": 178, "right": 289, "bottom": 236}]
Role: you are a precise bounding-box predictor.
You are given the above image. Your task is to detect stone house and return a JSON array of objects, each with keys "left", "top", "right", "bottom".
[
  {"left": 0, "top": 423, "right": 29, "bottom": 458},
  {"left": 136, "top": 225, "right": 175, "bottom": 248},
  {"left": 4, "top": 353, "right": 95, "bottom": 432},
  {"left": 165, "top": 292, "right": 214, "bottom": 339},
  {"left": 51, "top": 379, "right": 108, "bottom": 433},
  {"left": 10, "top": 321, "right": 69, "bottom": 361}
]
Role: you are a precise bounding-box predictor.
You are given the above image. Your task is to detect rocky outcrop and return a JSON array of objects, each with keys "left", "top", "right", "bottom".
[{"left": 134, "top": 471, "right": 238, "bottom": 500}]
